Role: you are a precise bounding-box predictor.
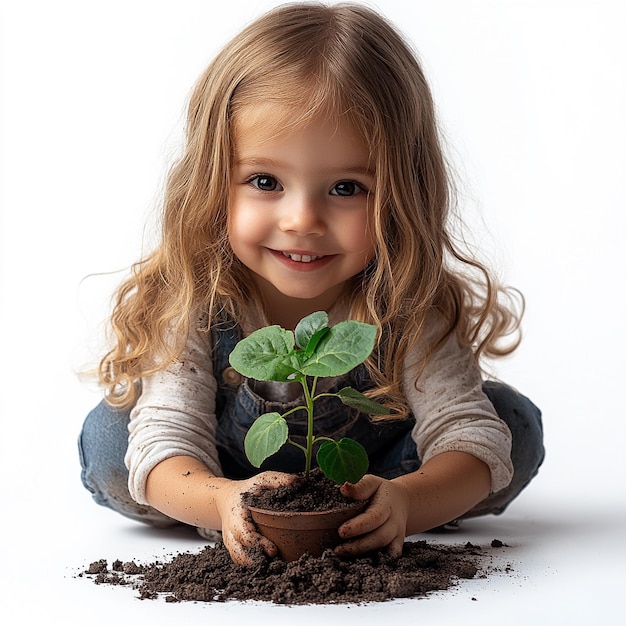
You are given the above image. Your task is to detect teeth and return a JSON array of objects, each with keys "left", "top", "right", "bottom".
[{"left": 282, "top": 252, "right": 323, "bottom": 263}]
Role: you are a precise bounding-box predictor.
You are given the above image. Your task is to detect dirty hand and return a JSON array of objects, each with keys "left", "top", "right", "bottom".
[
  {"left": 334, "top": 475, "right": 411, "bottom": 558},
  {"left": 216, "top": 471, "right": 297, "bottom": 566}
]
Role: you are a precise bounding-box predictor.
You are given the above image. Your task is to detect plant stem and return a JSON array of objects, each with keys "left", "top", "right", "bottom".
[{"left": 301, "top": 376, "right": 317, "bottom": 477}]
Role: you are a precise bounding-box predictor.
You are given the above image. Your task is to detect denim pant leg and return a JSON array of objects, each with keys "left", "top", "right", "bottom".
[
  {"left": 78, "top": 400, "right": 177, "bottom": 527},
  {"left": 464, "top": 381, "right": 545, "bottom": 517}
]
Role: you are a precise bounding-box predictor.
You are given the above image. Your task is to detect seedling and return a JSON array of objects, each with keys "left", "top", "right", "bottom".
[{"left": 229, "top": 311, "right": 390, "bottom": 485}]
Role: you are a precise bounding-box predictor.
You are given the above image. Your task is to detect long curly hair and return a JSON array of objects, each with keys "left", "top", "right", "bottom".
[{"left": 99, "top": 2, "right": 523, "bottom": 415}]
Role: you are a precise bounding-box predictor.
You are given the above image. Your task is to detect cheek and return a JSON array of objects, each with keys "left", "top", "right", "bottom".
[
  {"left": 343, "top": 212, "right": 376, "bottom": 254},
  {"left": 228, "top": 204, "right": 268, "bottom": 254},
  {"left": 228, "top": 203, "right": 250, "bottom": 240},
  {"left": 226, "top": 209, "right": 247, "bottom": 256}
]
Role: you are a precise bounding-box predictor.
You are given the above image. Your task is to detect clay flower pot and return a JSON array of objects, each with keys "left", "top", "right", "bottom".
[{"left": 248, "top": 500, "right": 368, "bottom": 562}]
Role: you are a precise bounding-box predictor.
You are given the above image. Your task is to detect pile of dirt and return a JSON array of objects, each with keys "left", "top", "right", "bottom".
[{"left": 80, "top": 539, "right": 506, "bottom": 605}]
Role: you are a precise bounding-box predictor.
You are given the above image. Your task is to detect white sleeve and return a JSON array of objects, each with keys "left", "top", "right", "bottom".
[
  {"left": 404, "top": 332, "right": 514, "bottom": 494},
  {"left": 125, "top": 319, "right": 223, "bottom": 505}
]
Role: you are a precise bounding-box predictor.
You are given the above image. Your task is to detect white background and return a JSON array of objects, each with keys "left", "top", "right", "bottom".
[{"left": 1, "top": 1, "right": 625, "bottom": 624}]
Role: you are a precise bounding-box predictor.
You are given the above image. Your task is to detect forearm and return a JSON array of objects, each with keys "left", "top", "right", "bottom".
[
  {"left": 145, "top": 455, "right": 298, "bottom": 564},
  {"left": 393, "top": 451, "right": 491, "bottom": 534},
  {"left": 145, "top": 455, "right": 231, "bottom": 530}
]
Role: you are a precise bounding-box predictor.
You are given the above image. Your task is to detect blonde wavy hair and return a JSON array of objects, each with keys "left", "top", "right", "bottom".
[{"left": 100, "top": 2, "right": 523, "bottom": 415}]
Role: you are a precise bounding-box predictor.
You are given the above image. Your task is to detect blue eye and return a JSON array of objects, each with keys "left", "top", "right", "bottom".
[
  {"left": 331, "top": 181, "right": 364, "bottom": 197},
  {"left": 249, "top": 175, "right": 282, "bottom": 191}
]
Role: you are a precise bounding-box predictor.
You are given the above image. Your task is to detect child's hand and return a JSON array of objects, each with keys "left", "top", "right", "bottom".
[
  {"left": 216, "top": 471, "right": 297, "bottom": 566},
  {"left": 334, "top": 452, "right": 492, "bottom": 558},
  {"left": 335, "top": 475, "right": 411, "bottom": 558}
]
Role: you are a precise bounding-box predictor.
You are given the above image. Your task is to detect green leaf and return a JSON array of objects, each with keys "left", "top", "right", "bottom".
[
  {"left": 303, "top": 327, "right": 331, "bottom": 359},
  {"left": 244, "top": 412, "right": 289, "bottom": 468},
  {"left": 300, "top": 320, "right": 377, "bottom": 377},
  {"left": 316, "top": 438, "right": 369, "bottom": 485},
  {"left": 337, "top": 387, "right": 391, "bottom": 415},
  {"left": 294, "top": 311, "right": 328, "bottom": 349},
  {"left": 229, "top": 326, "right": 298, "bottom": 382}
]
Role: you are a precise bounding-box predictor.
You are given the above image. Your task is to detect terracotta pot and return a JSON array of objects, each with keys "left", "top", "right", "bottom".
[{"left": 248, "top": 500, "right": 368, "bottom": 562}]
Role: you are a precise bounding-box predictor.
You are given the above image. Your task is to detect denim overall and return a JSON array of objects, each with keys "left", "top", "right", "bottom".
[{"left": 79, "top": 320, "right": 545, "bottom": 527}]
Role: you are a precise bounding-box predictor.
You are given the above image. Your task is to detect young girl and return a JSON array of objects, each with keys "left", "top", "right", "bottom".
[{"left": 79, "top": 2, "right": 544, "bottom": 565}]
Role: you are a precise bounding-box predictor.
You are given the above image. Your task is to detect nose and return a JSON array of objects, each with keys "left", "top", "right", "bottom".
[{"left": 278, "top": 193, "right": 326, "bottom": 236}]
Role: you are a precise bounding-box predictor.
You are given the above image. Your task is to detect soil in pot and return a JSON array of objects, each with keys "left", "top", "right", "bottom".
[{"left": 242, "top": 468, "right": 361, "bottom": 512}]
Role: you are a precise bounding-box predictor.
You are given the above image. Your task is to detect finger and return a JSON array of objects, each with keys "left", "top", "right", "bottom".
[
  {"left": 386, "top": 534, "right": 404, "bottom": 559},
  {"left": 339, "top": 509, "right": 385, "bottom": 539},
  {"left": 223, "top": 530, "right": 255, "bottom": 565},
  {"left": 228, "top": 547, "right": 254, "bottom": 566},
  {"left": 335, "top": 524, "right": 398, "bottom": 557},
  {"left": 339, "top": 496, "right": 392, "bottom": 539},
  {"left": 238, "top": 524, "right": 279, "bottom": 558},
  {"left": 237, "top": 501, "right": 280, "bottom": 558},
  {"left": 226, "top": 517, "right": 279, "bottom": 563},
  {"left": 257, "top": 536, "right": 279, "bottom": 558}
]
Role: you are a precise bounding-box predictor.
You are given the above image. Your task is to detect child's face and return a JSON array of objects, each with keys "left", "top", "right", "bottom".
[{"left": 229, "top": 106, "right": 376, "bottom": 315}]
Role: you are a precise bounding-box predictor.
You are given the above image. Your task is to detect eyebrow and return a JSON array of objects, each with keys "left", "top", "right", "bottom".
[{"left": 235, "top": 156, "right": 375, "bottom": 177}]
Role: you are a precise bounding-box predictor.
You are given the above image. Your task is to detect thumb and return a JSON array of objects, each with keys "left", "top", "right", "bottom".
[{"left": 340, "top": 474, "right": 379, "bottom": 500}]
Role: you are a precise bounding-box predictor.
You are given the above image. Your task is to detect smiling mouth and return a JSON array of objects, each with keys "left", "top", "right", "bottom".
[{"left": 281, "top": 252, "right": 326, "bottom": 263}]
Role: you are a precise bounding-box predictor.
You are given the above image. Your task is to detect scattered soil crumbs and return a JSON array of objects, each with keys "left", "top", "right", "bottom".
[{"left": 79, "top": 540, "right": 503, "bottom": 605}]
